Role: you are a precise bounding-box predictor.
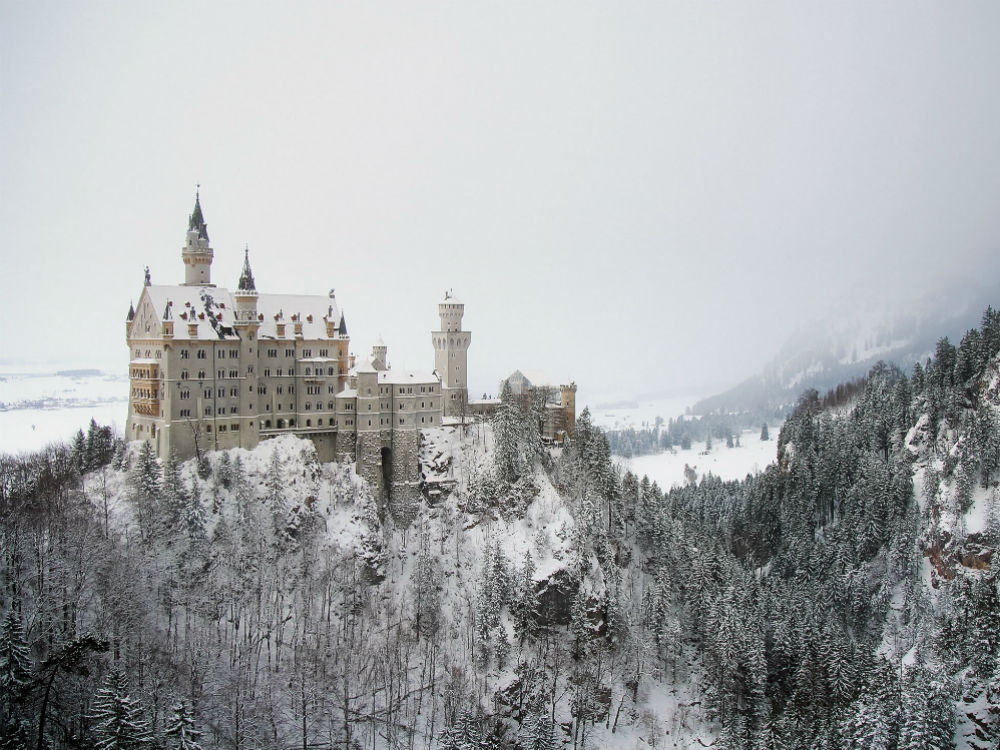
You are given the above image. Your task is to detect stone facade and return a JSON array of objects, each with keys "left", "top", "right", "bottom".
[{"left": 126, "top": 193, "right": 467, "bottom": 504}]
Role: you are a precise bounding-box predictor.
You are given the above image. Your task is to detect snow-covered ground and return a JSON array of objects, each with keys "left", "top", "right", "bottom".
[
  {"left": 588, "top": 392, "right": 703, "bottom": 432},
  {"left": 622, "top": 429, "right": 779, "bottom": 488},
  {"left": 0, "top": 368, "right": 128, "bottom": 454}
]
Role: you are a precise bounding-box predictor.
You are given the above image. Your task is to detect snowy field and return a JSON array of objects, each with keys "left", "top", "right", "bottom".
[
  {"left": 622, "top": 429, "right": 780, "bottom": 489},
  {"left": 0, "top": 367, "right": 128, "bottom": 454},
  {"left": 587, "top": 392, "right": 702, "bottom": 432}
]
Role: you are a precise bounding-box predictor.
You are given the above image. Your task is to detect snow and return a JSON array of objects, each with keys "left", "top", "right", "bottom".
[
  {"left": 623, "top": 430, "right": 779, "bottom": 487},
  {"left": 588, "top": 392, "right": 703, "bottom": 432},
  {"left": 0, "top": 368, "right": 128, "bottom": 454}
]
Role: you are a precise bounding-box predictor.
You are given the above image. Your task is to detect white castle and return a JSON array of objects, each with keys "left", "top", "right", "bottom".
[{"left": 125, "top": 192, "right": 470, "bottom": 503}]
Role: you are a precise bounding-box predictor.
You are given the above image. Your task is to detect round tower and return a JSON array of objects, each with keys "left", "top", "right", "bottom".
[
  {"left": 181, "top": 190, "right": 214, "bottom": 286},
  {"left": 432, "top": 289, "right": 471, "bottom": 418}
]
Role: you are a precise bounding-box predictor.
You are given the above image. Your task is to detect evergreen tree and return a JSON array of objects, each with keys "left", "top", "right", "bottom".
[
  {"left": 494, "top": 382, "right": 528, "bottom": 484},
  {"left": 512, "top": 551, "right": 539, "bottom": 644},
  {"left": 761, "top": 423, "right": 769, "bottom": 441},
  {"left": 0, "top": 607, "right": 31, "bottom": 702},
  {"left": 88, "top": 669, "right": 153, "bottom": 750},
  {"left": 164, "top": 701, "right": 203, "bottom": 750}
]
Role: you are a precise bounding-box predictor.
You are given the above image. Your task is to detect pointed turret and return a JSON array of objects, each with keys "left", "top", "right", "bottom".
[
  {"left": 181, "top": 188, "right": 214, "bottom": 286},
  {"left": 162, "top": 301, "right": 172, "bottom": 320},
  {"left": 338, "top": 312, "right": 348, "bottom": 337},
  {"left": 188, "top": 190, "right": 209, "bottom": 241},
  {"left": 234, "top": 245, "right": 260, "bottom": 325},
  {"left": 127, "top": 302, "right": 135, "bottom": 322},
  {"left": 238, "top": 245, "right": 256, "bottom": 292}
]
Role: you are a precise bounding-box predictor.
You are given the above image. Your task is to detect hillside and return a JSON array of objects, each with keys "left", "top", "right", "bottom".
[
  {"left": 694, "top": 281, "right": 1000, "bottom": 418},
  {"left": 2, "top": 309, "right": 1000, "bottom": 749}
]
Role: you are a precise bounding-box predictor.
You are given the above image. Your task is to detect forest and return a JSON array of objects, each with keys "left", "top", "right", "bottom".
[{"left": 3, "top": 309, "right": 1000, "bottom": 749}]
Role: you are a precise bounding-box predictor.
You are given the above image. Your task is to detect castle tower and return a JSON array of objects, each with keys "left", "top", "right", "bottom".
[
  {"left": 432, "top": 290, "right": 471, "bottom": 417},
  {"left": 181, "top": 190, "right": 214, "bottom": 286},
  {"left": 233, "top": 246, "right": 261, "bottom": 449},
  {"left": 371, "top": 336, "right": 387, "bottom": 371},
  {"left": 560, "top": 382, "right": 577, "bottom": 438}
]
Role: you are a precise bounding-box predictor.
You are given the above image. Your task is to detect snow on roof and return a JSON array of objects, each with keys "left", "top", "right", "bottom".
[
  {"left": 257, "top": 293, "right": 340, "bottom": 340},
  {"left": 378, "top": 369, "right": 439, "bottom": 385},
  {"left": 142, "top": 285, "right": 240, "bottom": 341},
  {"left": 299, "top": 357, "right": 336, "bottom": 363},
  {"left": 336, "top": 388, "right": 358, "bottom": 398},
  {"left": 355, "top": 358, "right": 377, "bottom": 374},
  {"left": 503, "top": 368, "right": 560, "bottom": 390},
  {"left": 130, "top": 358, "right": 158, "bottom": 365}
]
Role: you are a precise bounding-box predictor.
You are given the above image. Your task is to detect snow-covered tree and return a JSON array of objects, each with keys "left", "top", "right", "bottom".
[
  {"left": 164, "top": 701, "right": 203, "bottom": 750},
  {"left": 88, "top": 669, "right": 153, "bottom": 750}
]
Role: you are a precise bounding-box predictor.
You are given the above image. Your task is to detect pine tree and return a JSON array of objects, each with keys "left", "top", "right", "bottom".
[
  {"left": 0, "top": 606, "right": 32, "bottom": 718},
  {"left": 129, "top": 442, "right": 161, "bottom": 539},
  {"left": 88, "top": 669, "right": 153, "bottom": 750},
  {"left": 164, "top": 701, "right": 203, "bottom": 750},
  {"left": 512, "top": 551, "right": 539, "bottom": 644},
  {"left": 494, "top": 382, "right": 527, "bottom": 484},
  {"left": 761, "top": 423, "right": 769, "bottom": 441}
]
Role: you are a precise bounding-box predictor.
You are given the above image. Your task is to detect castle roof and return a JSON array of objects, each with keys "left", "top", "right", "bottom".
[
  {"left": 237, "top": 246, "right": 256, "bottom": 292},
  {"left": 188, "top": 191, "right": 209, "bottom": 241},
  {"left": 257, "top": 294, "right": 340, "bottom": 340},
  {"left": 378, "top": 369, "right": 439, "bottom": 385},
  {"left": 142, "top": 285, "right": 240, "bottom": 341},
  {"left": 138, "top": 285, "right": 341, "bottom": 342}
]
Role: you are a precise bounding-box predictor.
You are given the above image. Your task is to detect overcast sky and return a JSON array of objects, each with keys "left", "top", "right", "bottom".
[{"left": 2, "top": 2, "right": 999, "bottom": 401}]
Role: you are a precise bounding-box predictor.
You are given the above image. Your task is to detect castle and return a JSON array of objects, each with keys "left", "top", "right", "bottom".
[{"left": 125, "top": 192, "right": 471, "bottom": 503}]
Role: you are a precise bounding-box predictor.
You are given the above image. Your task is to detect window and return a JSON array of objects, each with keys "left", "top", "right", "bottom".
[
  {"left": 217, "top": 388, "right": 225, "bottom": 397},
  {"left": 197, "top": 349, "right": 207, "bottom": 359},
  {"left": 198, "top": 370, "right": 206, "bottom": 379},
  {"left": 204, "top": 389, "right": 211, "bottom": 399},
  {"left": 204, "top": 407, "right": 211, "bottom": 416},
  {"left": 180, "top": 390, "right": 190, "bottom": 400},
  {"left": 230, "top": 406, "right": 237, "bottom": 414},
  {"left": 289, "top": 386, "right": 294, "bottom": 394},
  {"left": 218, "top": 425, "right": 227, "bottom": 432},
  {"left": 217, "top": 369, "right": 225, "bottom": 379},
  {"left": 319, "top": 349, "right": 328, "bottom": 357},
  {"left": 181, "top": 370, "right": 189, "bottom": 380},
  {"left": 267, "top": 349, "right": 277, "bottom": 358},
  {"left": 303, "top": 349, "right": 312, "bottom": 357},
  {"left": 179, "top": 408, "right": 191, "bottom": 417},
  {"left": 304, "top": 367, "right": 311, "bottom": 376},
  {"left": 181, "top": 350, "right": 190, "bottom": 359},
  {"left": 277, "top": 385, "right": 284, "bottom": 394},
  {"left": 285, "top": 349, "right": 294, "bottom": 357},
  {"left": 328, "top": 367, "right": 334, "bottom": 376},
  {"left": 264, "top": 369, "right": 271, "bottom": 377},
  {"left": 231, "top": 424, "right": 240, "bottom": 431}
]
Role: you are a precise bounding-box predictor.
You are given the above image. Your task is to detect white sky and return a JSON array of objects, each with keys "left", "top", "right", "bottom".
[{"left": 2, "top": 2, "right": 999, "bottom": 398}]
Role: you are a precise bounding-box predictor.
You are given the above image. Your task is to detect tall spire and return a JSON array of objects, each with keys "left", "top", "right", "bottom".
[
  {"left": 238, "top": 244, "right": 257, "bottom": 292},
  {"left": 188, "top": 187, "right": 209, "bottom": 241},
  {"left": 338, "top": 312, "right": 348, "bottom": 337}
]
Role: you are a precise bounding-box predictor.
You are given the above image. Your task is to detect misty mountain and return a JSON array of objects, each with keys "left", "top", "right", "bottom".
[{"left": 694, "top": 279, "right": 1000, "bottom": 417}]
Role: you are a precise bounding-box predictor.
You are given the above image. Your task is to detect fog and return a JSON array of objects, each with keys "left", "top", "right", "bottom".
[{"left": 3, "top": 2, "right": 999, "bottom": 402}]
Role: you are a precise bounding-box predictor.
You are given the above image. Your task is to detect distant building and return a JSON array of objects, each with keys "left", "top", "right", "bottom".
[
  {"left": 125, "top": 192, "right": 471, "bottom": 504},
  {"left": 500, "top": 369, "right": 577, "bottom": 442}
]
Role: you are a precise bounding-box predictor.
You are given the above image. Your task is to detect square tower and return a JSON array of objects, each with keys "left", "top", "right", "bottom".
[{"left": 431, "top": 290, "right": 470, "bottom": 418}]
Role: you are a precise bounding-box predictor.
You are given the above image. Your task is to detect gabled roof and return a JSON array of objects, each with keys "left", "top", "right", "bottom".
[{"left": 141, "top": 285, "right": 239, "bottom": 341}]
